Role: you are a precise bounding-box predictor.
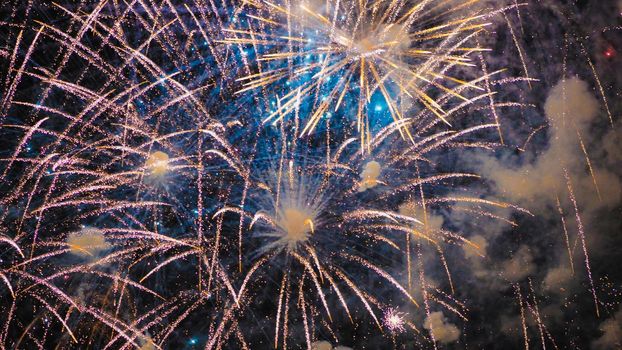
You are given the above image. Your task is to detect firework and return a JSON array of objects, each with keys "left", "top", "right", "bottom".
[
  {"left": 383, "top": 307, "right": 407, "bottom": 334},
  {"left": 202, "top": 115, "right": 524, "bottom": 347},
  {"left": 211, "top": 130, "right": 415, "bottom": 347},
  {"left": 0, "top": 0, "right": 619, "bottom": 349},
  {"left": 0, "top": 1, "right": 245, "bottom": 347},
  {"left": 223, "top": 0, "right": 498, "bottom": 150}
]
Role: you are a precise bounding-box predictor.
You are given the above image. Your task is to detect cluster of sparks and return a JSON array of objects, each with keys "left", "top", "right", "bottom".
[{"left": 0, "top": 0, "right": 613, "bottom": 349}]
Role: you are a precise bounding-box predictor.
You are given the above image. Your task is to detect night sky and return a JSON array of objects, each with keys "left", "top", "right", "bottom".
[{"left": 0, "top": 0, "right": 621, "bottom": 349}]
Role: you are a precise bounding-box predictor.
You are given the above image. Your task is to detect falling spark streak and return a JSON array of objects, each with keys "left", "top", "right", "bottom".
[
  {"left": 528, "top": 279, "right": 548, "bottom": 350},
  {"left": 555, "top": 196, "right": 575, "bottom": 274},
  {"left": 515, "top": 284, "right": 529, "bottom": 350},
  {"left": 579, "top": 42, "right": 614, "bottom": 127},
  {"left": 573, "top": 126, "right": 602, "bottom": 202},
  {"left": 342, "top": 253, "right": 419, "bottom": 307},
  {"left": 518, "top": 124, "right": 546, "bottom": 152},
  {"left": 274, "top": 273, "right": 287, "bottom": 349},
  {"left": 332, "top": 268, "right": 382, "bottom": 330},
  {"left": 504, "top": 12, "right": 531, "bottom": 89},
  {"left": 563, "top": 169, "right": 599, "bottom": 317},
  {"left": 476, "top": 37, "right": 504, "bottom": 144}
]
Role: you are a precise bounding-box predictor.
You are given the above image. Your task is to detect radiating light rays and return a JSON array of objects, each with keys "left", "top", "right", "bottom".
[{"left": 223, "top": 0, "right": 495, "bottom": 151}]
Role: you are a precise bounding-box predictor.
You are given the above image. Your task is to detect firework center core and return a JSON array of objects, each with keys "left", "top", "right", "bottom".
[
  {"left": 145, "top": 151, "right": 170, "bottom": 176},
  {"left": 278, "top": 207, "right": 315, "bottom": 246}
]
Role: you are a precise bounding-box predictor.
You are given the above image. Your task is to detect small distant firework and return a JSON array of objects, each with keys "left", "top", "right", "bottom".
[{"left": 383, "top": 307, "right": 407, "bottom": 334}]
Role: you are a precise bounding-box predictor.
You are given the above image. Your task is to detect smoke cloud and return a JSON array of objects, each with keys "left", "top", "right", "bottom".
[
  {"left": 423, "top": 311, "right": 460, "bottom": 344},
  {"left": 591, "top": 306, "right": 622, "bottom": 349},
  {"left": 66, "top": 227, "right": 110, "bottom": 258}
]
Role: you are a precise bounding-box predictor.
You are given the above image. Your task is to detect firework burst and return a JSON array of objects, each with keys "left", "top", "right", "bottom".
[
  {"left": 0, "top": 0, "right": 619, "bottom": 349},
  {"left": 223, "top": 0, "right": 499, "bottom": 150}
]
